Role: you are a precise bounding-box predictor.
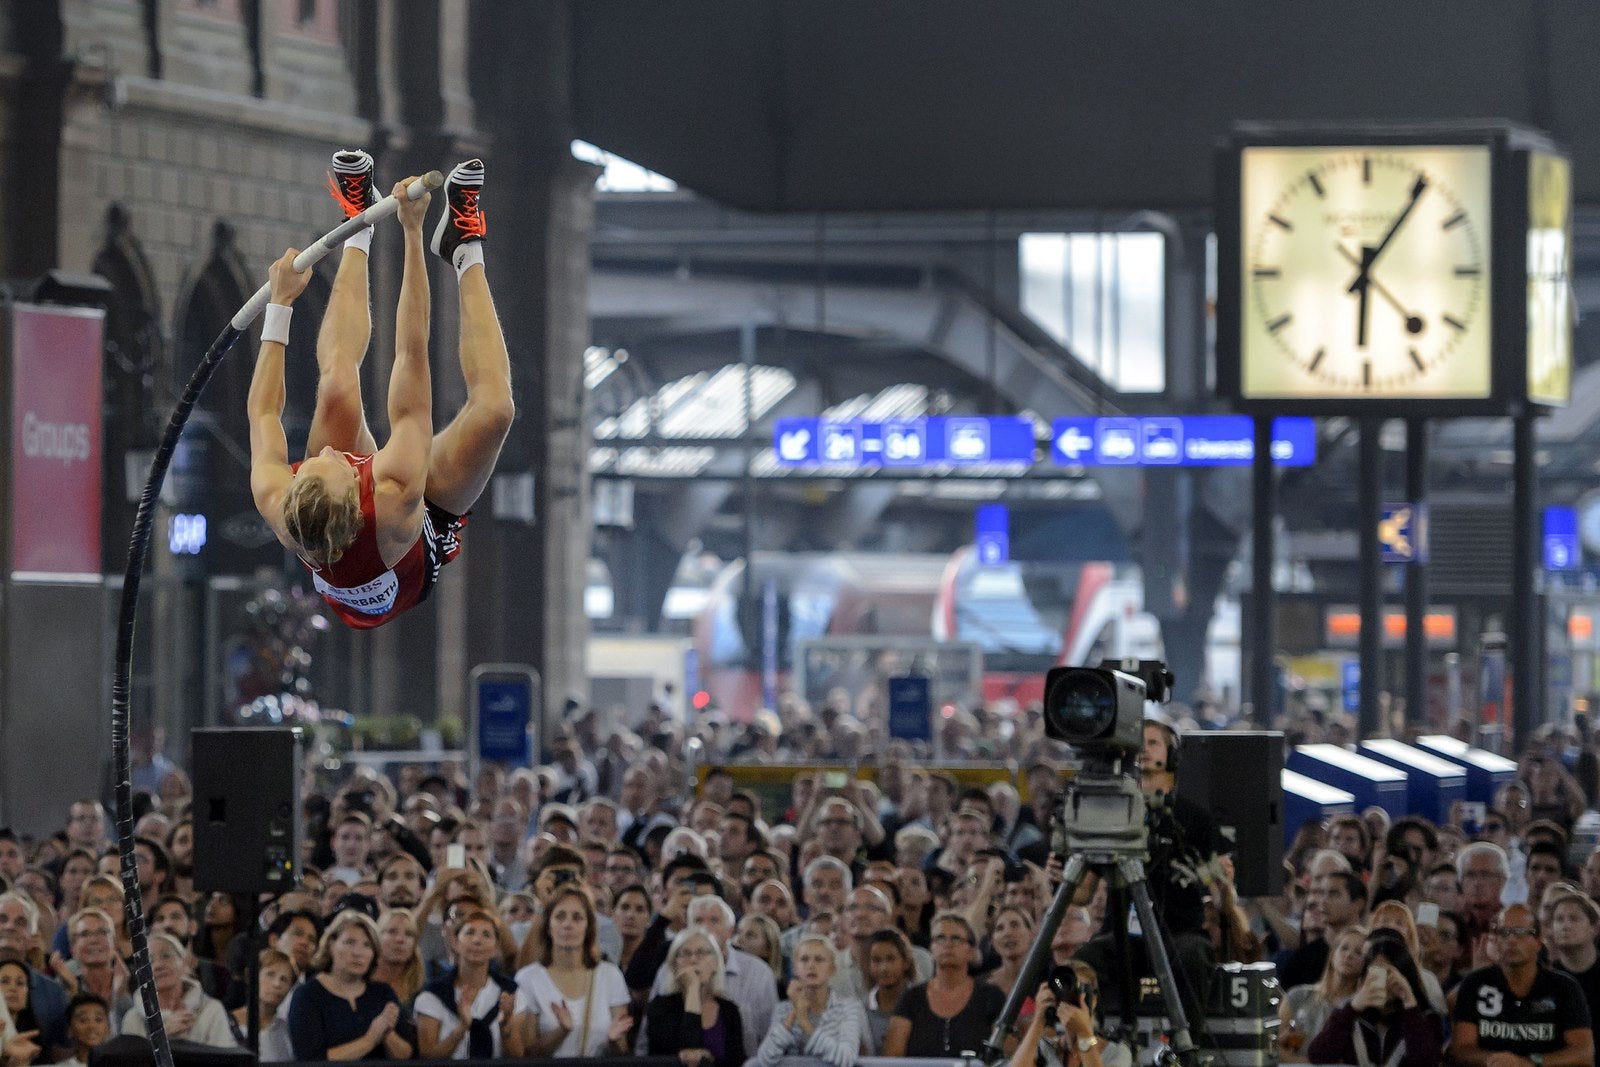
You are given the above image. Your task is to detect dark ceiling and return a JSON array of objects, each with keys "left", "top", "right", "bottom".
[{"left": 569, "top": 2, "right": 1600, "bottom": 213}]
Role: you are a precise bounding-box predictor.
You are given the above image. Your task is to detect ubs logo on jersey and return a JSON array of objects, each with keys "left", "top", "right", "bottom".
[{"left": 313, "top": 569, "right": 399, "bottom": 615}]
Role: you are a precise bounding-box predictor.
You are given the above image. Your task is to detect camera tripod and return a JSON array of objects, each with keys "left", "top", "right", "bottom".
[{"left": 981, "top": 770, "right": 1202, "bottom": 1067}]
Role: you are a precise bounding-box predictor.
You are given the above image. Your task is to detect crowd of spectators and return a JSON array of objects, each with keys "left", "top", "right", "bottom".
[{"left": 1, "top": 698, "right": 1600, "bottom": 1067}]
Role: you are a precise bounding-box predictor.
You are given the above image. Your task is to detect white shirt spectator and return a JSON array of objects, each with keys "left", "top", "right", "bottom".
[
  {"left": 513, "top": 961, "right": 628, "bottom": 1057},
  {"left": 415, "top": 980, "right": 513, "bottom": 1059}
]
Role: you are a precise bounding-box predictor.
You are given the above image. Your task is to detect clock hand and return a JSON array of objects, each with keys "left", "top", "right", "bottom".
[
  {"left": 1354, "top": 270, "right": 1372, "bottom": 348},
  {"left": 1347, "top": 174, "right": 1429, "bottom": 295},
  {"left": 1336, "top": 244, "right": 1425, "bottom": 335}
]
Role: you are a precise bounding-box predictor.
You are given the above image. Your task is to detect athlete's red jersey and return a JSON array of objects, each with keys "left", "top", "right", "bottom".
[{"left": 291, "top": 451, "right": 463, "bottom": 629}]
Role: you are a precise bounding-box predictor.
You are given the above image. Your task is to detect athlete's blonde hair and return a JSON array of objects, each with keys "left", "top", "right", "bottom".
[{"left": 283, "top": 473, "right": 361, "bottom": 568}]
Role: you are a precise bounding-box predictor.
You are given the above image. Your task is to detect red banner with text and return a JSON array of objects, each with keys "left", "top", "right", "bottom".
[{"left": 10, "top": 304, "right": 104, "bottom": 578}]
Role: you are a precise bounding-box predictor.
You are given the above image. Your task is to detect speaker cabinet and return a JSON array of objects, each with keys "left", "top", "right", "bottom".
[
  {"left": 192, "top": 727, "right": 302, "bottom": 894},
  {"left": 1174, "top": 730, "right": 1284, "bottom": 897}
]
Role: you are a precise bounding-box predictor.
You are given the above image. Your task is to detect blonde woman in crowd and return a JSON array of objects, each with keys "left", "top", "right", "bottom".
[
  {"left": 752, "top": 933, "right": 868, "bottom": 1067},
  {"left": 372, "top": 909, "right": 424, "bottom": 1005},
  {"left": 733, "top": 912, "right": 785, "bottom": 987},
  {"left": 229, "top": 948, "right": 295, "bottom": 1061},
  {"left": 287, "top": 910, "right": 415, "bottom": 1061},
  {"left": 1278, "top": 924, "right": 1368, "bottom": 1061}
]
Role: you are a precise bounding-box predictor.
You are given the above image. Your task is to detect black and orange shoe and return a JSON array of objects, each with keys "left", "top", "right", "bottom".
[
  {"left": 430, "top": 159, "right": 486, "bottom": 267},
  {"left": 328, "top": 149, "right": 377, "bottom": 219}
]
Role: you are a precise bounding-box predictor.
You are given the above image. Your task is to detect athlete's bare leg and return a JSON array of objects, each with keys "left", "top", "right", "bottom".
[
  {"left": 426, "top": 262, "right": 513, "bottom": 516},
  {"left": 306, "top": 150, "right": 379, "bottom": 457},
  {"left": 304, "top": 247, "right": 378, "bottom": 457},
  {"left": 425, "top": 160, "right": 513, "bottom": 516}
]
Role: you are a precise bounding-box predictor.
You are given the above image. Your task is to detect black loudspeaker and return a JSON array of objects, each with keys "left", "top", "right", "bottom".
[
  {"left": 192, "top": 727, "right": 302, "bottom": 894},
  {"left": 1174, "top": 730, "right": 1284, "bottom": 897}
]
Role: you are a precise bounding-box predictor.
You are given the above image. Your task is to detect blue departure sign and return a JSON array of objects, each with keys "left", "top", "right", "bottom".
[
  {"left": 1049, "top": 415, "right": 1315, "bottom": 467},
  {"left": 1545, "top": 505, "right": 1580, "bottom": 571},
  {"left": 975, "top": 504, "right": 1009, "bottom": 566},
  {"left": 772, "top": 416, "right": 1035, "bottom": 468}
]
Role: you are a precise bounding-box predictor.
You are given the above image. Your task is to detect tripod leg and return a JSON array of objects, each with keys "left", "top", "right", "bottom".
[
  {"left": 1119, "top": 857, "right": 1201, "bottom": 1067},
  {"left": 981, "top": 853, "right": 1093, "bottom": 1062}
]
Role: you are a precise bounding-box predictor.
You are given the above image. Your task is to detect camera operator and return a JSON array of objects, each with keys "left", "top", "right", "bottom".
[
  {"left": 1009, "top": 962, "right": 1132, "bottom": 1067},
  {"left": 1074, "top": 714, "right": 1224, "bottom": 1025}
]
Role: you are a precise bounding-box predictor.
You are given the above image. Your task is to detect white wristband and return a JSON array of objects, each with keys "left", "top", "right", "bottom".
[{"left": 261, "top": 303, "right": 293, "bottom": 346}]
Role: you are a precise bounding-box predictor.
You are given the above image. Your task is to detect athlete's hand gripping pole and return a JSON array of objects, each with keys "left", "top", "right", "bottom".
[
  {"left": 232, "top": 170, "right": 442, "bottom": 329},
  {"left": 112, "top": 167, "right": 441, "bottom": 1067}
]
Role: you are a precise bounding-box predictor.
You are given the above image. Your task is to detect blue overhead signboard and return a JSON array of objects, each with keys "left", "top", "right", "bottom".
[
  {"left": 773, "top": 416, "right": 1036, "bottom": 468},
  {"left": 774, "top": 414, "right": 1317, "bottom": 470},
  {"left": 1050, "top": 415, "right": 1315, "bottom": 467}
]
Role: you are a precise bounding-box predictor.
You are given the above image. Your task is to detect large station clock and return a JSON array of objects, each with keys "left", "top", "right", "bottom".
[
  {"left": 1242, "top": 145, "right": 1491, "bottom": 399},
  {"left": 1217, "top": 125, "right": 1571, "bottom": 415}
]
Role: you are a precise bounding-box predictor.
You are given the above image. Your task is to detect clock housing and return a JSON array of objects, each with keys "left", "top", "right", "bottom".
[{"left": 1217, "top": 124, "right": 1570, "bottom": 416}]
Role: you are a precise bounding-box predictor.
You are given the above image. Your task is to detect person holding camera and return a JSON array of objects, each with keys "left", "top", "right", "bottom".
[
  {"left": 1008, "top": 962, "right": 1131, "bottom": 1067},
  {"left": 1305, "top": 929, "right": 1440, "bottom": 1067}
]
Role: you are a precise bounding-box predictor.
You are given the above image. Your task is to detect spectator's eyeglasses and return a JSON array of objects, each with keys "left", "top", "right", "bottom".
[
  {"left": 1489, "top": 926, "right": 1537, "bottom": 938},
  {"left": 932, "top": 933, "right": 974, "bottom": 946},
  {"left": 677, "top": 948, "right": 715, "bottom": 961}
]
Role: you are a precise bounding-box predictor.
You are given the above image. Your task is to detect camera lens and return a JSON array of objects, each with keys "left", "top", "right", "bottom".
[{"left": 1044, "top": 672, "right": 1117, "bottom": 741}]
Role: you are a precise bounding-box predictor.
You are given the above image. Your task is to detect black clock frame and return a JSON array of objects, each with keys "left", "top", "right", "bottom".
[{"left": 1216, "top": 122, "right": 1569, "bottom": 416}]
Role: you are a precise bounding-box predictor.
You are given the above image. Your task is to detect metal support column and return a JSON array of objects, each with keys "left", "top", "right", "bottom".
[
  {"left": 740, "top": 322, "right": 757, "bottom": 610},
  {"left": 1249, "top": 416, "right": 1276, "bottom": 724},
  {"left": 1511, "top": 411, "right": 1541, "bottom": 745},
  {"left": 1358, "top": 418, "right": 1384, "bottom": 739},
  {"left": 1404, "top": 419, "right": 1428, "bottom": 728}
]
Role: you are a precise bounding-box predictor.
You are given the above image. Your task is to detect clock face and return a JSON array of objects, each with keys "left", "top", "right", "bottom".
[
  {"left": 1527, "top": 150, "right": 1572, "bottom": 407},
  {"left": 1239, "top": 145, "right": 1493, "bottom": 401}
]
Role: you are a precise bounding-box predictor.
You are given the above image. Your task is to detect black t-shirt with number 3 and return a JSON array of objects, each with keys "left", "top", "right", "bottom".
[{"left": 1452, "top": 964, "right": 1592, "bottom": 1055}]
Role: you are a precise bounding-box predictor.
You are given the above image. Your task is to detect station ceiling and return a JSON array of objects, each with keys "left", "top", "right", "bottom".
[{"left": 570, "top": 2, "right": 1600, "bottom": 213}]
